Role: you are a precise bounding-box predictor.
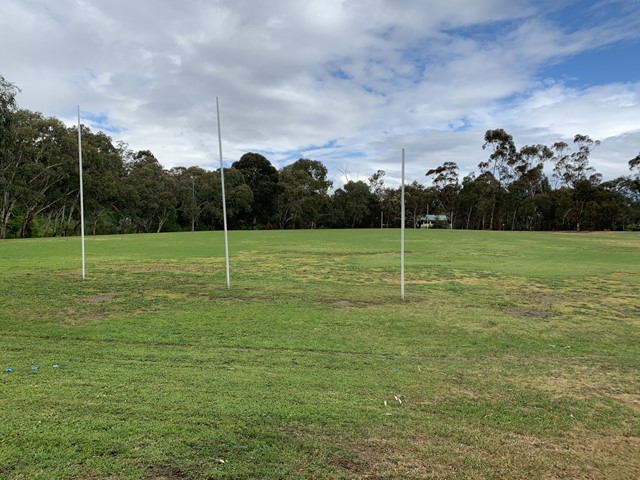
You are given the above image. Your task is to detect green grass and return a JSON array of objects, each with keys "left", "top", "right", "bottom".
[{"left": 1, "top": 229, "right": 639, "bottom": 479}]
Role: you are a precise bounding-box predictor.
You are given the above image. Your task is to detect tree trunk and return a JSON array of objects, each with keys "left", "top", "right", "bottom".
[
  {"left": 489, "top": 196, "right": 495, "bottom": 230},
  {"left": 20, "top": 213, "right": 32, "bottom": 238},
  {"left": 0, "top": 218, "right": 8, "bottom": 239},
  {"left": 63, "top": 204, "right": 76, "bottom": 236},
  {"left": 0, "top": 196, "right": 16, "bottom": 240},
  {"left": 44, "top": 212, "right": 53, "bottom": 237}
]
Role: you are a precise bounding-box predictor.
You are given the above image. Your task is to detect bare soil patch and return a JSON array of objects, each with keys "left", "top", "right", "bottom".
[
  {"left": 144, "top": 466, "right": 191, "bottom": 480},
  {"left": 507, "top": 308, "right": 550, "bottom": 319},
  {"left": 331, "top": 300, "right": 369, "bottom": 307},
  {"left": 80, "top": 293, "right": 116, "bottom": 304}
]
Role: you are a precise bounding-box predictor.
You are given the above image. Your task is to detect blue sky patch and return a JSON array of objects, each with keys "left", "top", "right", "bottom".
[
  {"left": 83, "top": 111, "right": 124, "bottom": 134},
  {"left": 541, "top": 39, "right": 640, "bottom": 87}
]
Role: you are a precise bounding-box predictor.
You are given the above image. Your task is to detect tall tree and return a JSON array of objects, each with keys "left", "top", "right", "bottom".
[
  {"left": 211, "top": 167, "right": 253, "bottom": 229},
  {"left": 169, "top": 166, "right": 207, "bottom": 231},
  {"left": 629, "top": 153, "right": 640, "bottom": 197},
  {"left": 404, "top": 182, "right": 429, "bottom": 228},
  {"left": 0, "top": 75, "right": 21, "bottom": 238},
  {"left": 480, "top": 129, "right": 517, "bottom": 187},
  {"left": 332, "top": 180, "right": 375, "bottom": 228},
  {"left": 553, "top": 134, "right": 601, "bottom": 188},
  {"left": 277, "top": 158, "right": 332, "bottom": 229},
  {"left": 479, "top": 129, "right": 515, "bottom": 228},
  {"left": 630, "top": 153, "right": 640, "bottom": 176},
  {"left": 124, "top": 150, "right": 176, "bottom": 233},
  {"left": 367, "top": 169, "right": 386, "bottom": 227},
  {"left": 232, "top": 152, "right": 280, "bottom": 228},
  {"left": 426, "top": 161, "right": 460, "bottom": 228},
  {"left": 80, "top": 127, "right": 125, "bottom": 234},
  {"left": 506, "top": 144, "right": 552, "bottom": 230}
]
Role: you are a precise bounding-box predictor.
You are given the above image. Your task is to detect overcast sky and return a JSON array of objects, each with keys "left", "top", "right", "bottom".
[{"left": 2, "top": 0, "right": 639, "bottom": 188}]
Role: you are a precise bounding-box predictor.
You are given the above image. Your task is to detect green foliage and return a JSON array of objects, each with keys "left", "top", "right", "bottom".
[
  {"left": 1, "top": 71, "right": 639, "bottom": 236},
  {"left": 232, "top": 152, "right": 280, "bottom": 228},
  {"left": 278, "top": 158, "right": 332, "bottom": 228}
]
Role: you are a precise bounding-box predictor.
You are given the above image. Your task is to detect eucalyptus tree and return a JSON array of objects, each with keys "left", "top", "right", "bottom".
[
  {"left": 367, "top": 169, "right": 386, "bottom": 227},
  {"left": 551, "top": 135, "right": 602, "bottom": 230},
  {"left": 232, "top": 153, "right": 280, "bottom": 228},
  {"left": 169, "top": 166, "right": 207, "bottom": 231},
  {"left": 380, "top": 187, "right": 401, "bottom": 228},
  {"left": 277, "top": 158, "right": 332, "bottom": 229},
  {"left": 426, "top": 161, "right": 460, "bottom": 228},
  {"left": 123, "top": 150, "right": 176, "bottom": 233},
  {"left": 602, "top": 176, "right": 640, "bottom": 229},
  {"left": 506, "top": 144, "right": 552, "bottom": 230},
  {"left": 480, "top": 129, "right": 517, "bottom": 187},
  {"left": 0, "top": 76, "right": 21, "bottom": 238},
  {"left": 0, "top": 109, "right": 76, "bottom": 238},
  {"left": 403, "top": 181, "right": 429, "bottom": 228},
  {"left": 458, "top": 173, "right": 487, "bottom": 230},
  {"left": 473, "top": 172, "right": 502, "bottom": 229},
  {"left": 332, "top": 180, "right": 375, "bottom": 228},
  {"left": 630, "top": 153, "right": 640, "bottom": 191},
  {"left": 478, "top": 129, "right": 516, "bottom": 228},
  {"left": 210, "top": 167, "right": 253, "bottom": 229},
  {"left": 553, "top": 134, "right": 601, "bottom": 188},
  {"left": 0, "top": 75, "right": 19, "bottom": 128},
  {"left": 79, "top": 127, "right": 126, "bottom": 234}
]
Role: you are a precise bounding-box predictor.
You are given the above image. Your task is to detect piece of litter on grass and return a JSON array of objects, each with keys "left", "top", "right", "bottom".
[
  {"left": 384, "top": 400, "right": 388, "bottom": 407},
  {"left": 52, "top": 364, "right": 59, "bottom": 369},
  {"left": 217, "top": 459, "right": 226, "bottom": 464},
  {"left": 394, "top": 395, "right": 402, "bottom": 404},
  {"left": 5, "top": 368, "right": 12, "bottom": 373},
  {"left": 31, "top": 365, "right": 38, "bottom": 371}
]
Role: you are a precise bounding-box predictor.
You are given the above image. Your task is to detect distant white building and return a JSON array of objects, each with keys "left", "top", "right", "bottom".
[{"left": 419, "top": 214, "right": 450, "bottom": 229}]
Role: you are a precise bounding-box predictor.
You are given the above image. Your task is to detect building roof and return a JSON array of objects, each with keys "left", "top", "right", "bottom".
[{"left": 420, "top": 215, "right": 449, "bottom": 222}]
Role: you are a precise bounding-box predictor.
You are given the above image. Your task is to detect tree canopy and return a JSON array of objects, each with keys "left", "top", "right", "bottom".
[{"left": 1, "top": 74, "right": 639, "bottom": 238}]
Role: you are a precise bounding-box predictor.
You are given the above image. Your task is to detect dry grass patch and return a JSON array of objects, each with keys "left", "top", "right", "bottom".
[
  {"left": 80, "top": 293, "right": 116, "bottom": 304},
  {"left": 144, "top": 466, "right": 191, "bottom": 480},
  {"left": 333, "top": 430, "right": 640, "bottom": 480},
  {"left": 58, "top": 307, "right": 108, "bottom": 324}
]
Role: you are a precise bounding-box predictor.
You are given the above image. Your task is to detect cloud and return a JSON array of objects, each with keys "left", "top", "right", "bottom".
[{"left": 1, "top": 0, "right": 639, "bottom": 189}]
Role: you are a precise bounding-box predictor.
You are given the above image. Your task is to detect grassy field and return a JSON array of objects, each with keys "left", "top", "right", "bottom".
[{"left": 0, "top": 229, "right": 638, "bottom": 479}]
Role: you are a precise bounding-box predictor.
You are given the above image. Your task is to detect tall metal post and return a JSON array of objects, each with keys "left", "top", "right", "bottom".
[
  {"left": 77, "top": 105, "right": 86, "bottom": 280},
  {"left": 216, "top": 97, "right": 230, "bottom": 289},
  {"left": 401, "top": 148, "right": 405, "bottom": 300},
  {"left": 191, "top": 175, "right": 195, "bottom": 232}
]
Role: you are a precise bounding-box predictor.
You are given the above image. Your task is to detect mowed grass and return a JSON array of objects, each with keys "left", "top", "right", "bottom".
[{"left": 0, "top": 229, "right": 638, "bottom": 479}]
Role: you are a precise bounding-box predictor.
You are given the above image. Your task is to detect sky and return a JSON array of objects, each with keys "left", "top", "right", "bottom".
[{"left": 1, "top": 0, "right": 639, "bottom": 188}]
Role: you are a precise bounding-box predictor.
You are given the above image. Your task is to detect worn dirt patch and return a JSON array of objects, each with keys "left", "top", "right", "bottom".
[
  {"left": 80, "top": 294, "right": 116, "bottom": 304},
  {"left": 507, "top": 308, "right": 550, "bottom": 319},
  {"left": 57, "top": 307, "right": 108, "bottom": 325},
  {"left": 144, "top": 466, "right": 191, "bottom": 480},
  {"left": 331, "top": 300, "right": 369, "bottom": 307},
  {"left": 334, "top": 300, "right": 354, "bottom": 307}
]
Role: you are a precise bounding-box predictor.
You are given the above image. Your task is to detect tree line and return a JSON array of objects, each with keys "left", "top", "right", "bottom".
[{"left": 2, "top": 74, "right": 639, "bottom": 238}]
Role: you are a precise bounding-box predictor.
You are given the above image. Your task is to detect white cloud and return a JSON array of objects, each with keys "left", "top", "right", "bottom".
[{"left": 1, "top": 0, "right": 639, "bottom": 189}]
